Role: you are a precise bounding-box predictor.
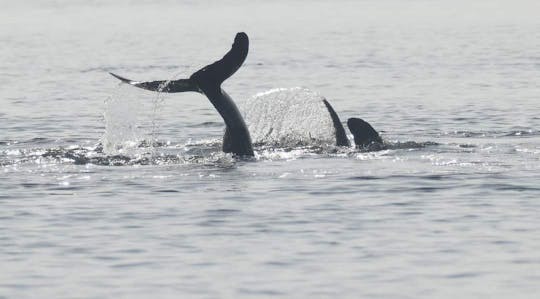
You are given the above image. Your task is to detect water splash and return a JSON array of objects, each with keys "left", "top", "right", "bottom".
[
  {"left": 100, "top": 83, "right": 167, "bottom": 156},
  {"left": 241, "top": 87, "right": 336, "bottom": 146},
  {"left": 101, "top": 84, "right": 144, "bottom": 155}
]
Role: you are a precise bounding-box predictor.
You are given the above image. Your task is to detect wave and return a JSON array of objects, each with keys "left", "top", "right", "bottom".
[
  {"left": 442, "top": 129, "right": 540, "bottom": 138},
  {"left": 0, "top": 137, "right": 440, "bottom": 168}
]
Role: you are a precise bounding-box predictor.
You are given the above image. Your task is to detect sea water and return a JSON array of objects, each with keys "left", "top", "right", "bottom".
[{"left": 1, "top": 1, "right": 540, "bottom": 298}]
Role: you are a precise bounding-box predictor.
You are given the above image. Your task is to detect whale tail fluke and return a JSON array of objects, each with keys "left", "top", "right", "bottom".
[
  {"left": 109, "top": 72, "right": 199, "bottom": 93},
  {"left": 189, "top": 32, "right": 248, "bottom": 90},
  {"left": 347, "top": 118, "right": 382, "bottom": 148},
  {"left": 109, "top": 32, "right": 249, "bottom": 94}
]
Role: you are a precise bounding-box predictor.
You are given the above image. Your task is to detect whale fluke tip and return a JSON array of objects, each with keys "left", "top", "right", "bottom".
[
  {"left": 109, "top": 72, "right": 137, "bottom": 84},
  {"left": 235, "top": 32, "right": 248, "bottom": 40}
]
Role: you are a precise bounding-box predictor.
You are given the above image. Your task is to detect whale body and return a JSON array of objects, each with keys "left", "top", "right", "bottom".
[{"left": 110, "top": 32, "right": 382, "bottom": 156}]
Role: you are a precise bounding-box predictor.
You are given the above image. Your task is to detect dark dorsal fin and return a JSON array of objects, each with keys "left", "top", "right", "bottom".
[
  {"left": 322, "top": 99, "right": 350, "bottom": 146},
  {"left": 347, "top": 118, "right": 382, "bottom": 147}
]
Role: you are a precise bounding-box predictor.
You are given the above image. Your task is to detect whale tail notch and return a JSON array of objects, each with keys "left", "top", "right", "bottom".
[
  {"left": 109, "top": 32, "right": 249, "bottom": 94},
  {"left": 347, "top": 118, "right": 382, "bottom": 148}
]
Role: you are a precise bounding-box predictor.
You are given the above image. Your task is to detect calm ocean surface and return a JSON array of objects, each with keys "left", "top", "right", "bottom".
[{"left": 1, "top": 1, "right": 540, "bottom": 298}]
